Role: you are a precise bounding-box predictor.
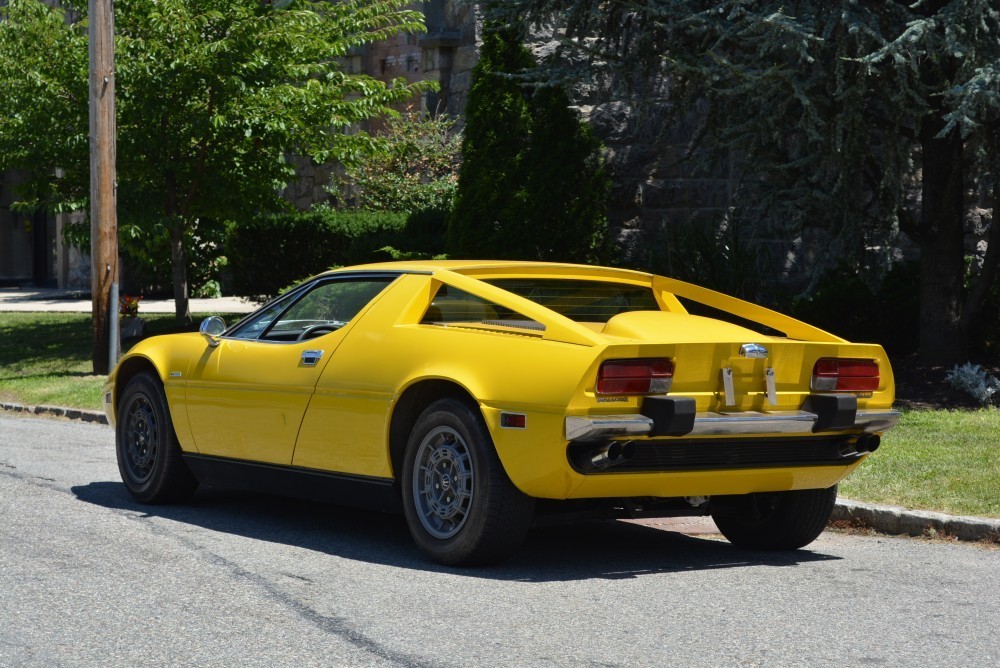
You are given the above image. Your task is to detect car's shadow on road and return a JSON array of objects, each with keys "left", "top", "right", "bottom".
[{"left": 72, "top": 481, "right": 840, "bottom": 581}]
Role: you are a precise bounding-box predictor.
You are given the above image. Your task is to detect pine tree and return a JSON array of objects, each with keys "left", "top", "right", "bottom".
[
  {"left": 521, "top": 85, "right": 610, "bottom": 262},
  {"left": 448, "top": 27, "right": 534, "bottom": 258},
  {"left": 449, "top": 25, "right": 609, "bottom": 262}
]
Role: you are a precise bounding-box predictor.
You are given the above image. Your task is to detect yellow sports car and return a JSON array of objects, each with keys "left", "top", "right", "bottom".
[{"left": 103, "top": 260, "right": 898, "bottom": 565}]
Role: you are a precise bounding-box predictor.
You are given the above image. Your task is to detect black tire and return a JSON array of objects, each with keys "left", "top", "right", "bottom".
[
  {"left": 710, "top": 486, "right": 837, "bottom": 550},
  {"left": 116, "top": 371, "right": 198, "bottom": 504},
  {"left": 401, "top": 398, "right": 535, "bottom": 566}
]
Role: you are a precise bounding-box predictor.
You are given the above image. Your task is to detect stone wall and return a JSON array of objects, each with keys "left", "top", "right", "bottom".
[{"left": 584, "top": 98, "right": 734, "bottom": 260}]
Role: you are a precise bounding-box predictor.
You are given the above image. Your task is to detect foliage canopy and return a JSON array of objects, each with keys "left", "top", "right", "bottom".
[{"left": 0, "top": 0, "right": 432, "bottom": 322}]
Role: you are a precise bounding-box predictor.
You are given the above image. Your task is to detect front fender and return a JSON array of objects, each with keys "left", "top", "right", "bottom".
[{"left": 105, "top": 333, "right": 210, "bottom": 451}]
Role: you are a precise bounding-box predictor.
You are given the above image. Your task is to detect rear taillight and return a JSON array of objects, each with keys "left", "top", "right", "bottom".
[
  {"left": 596, "top": 358, "right": 674, "bottom": 395},
  {"left": 811, "top": 358, "right": 879, "bottom": 392}
]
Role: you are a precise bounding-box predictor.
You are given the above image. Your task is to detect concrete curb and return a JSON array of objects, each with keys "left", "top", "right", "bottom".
[
  {"left": 2, "top": 402, "right": 997, "bottom": 543},
  {"left": 0, "top": 401, "right": 108, "bottom": 425},
  {"left": 832, "top": 498, "right": 1000, "bottom": 543}
]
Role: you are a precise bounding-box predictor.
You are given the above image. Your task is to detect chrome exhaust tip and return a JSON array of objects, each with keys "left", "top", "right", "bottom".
[{"left": 590, "top": 442, "right": 636, "bottom": 469}]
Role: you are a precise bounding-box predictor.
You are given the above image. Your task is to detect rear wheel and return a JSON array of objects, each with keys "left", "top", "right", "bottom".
[
  {"left": 401, "top": 398, "right": 534, "bottom": 566},
  {"left": 710, "top": 486, "right": 837, "bottom": 550},
  {"left": 116, "top": 372, "right": 198, "bottom": 504}
]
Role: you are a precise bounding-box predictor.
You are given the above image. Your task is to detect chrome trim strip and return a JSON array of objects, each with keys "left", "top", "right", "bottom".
[
  {"left": 764, "top": 368, "right": 777, "bottom": 406},
  {"left": 856, "top": 410, "right": 902, "bottom": 432},
  {"left": 721, "top": 367, "right": 735, "bottom": 406},
  {"left": 565, "top": 409, "right": 902, "bottom": 441},
  {"left": 689, "top": 411, "right": 818, "bottom": 435},
  {"left": 565, "top": 415, "right": 654, "bottom": 441}
]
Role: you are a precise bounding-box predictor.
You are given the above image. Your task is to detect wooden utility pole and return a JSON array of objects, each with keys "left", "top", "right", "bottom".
[{"left": 89, "top": 0, "right": 118, "bottom": 375}]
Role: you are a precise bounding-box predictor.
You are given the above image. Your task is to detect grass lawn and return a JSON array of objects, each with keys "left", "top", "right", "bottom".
[
  {"left": 1, "top": 311, "right": 997, "bottom": 517},
  {"left": 0, "top": 312, "right": 105, "bottom": 409},
  {"left": 0, "top": 311, "right": 217, "bottom": 410},
  {"left": 839, "top": 408, "right": 1000, "bottom": 518}
]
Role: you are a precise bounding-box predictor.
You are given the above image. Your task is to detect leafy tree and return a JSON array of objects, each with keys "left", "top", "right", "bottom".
[
  {"left": 0, "top": 0, "right": 431, "bottom": 324},
  {"left": 0, "top": 0, "right": 89, "bottom": 214},
  {"left": 340, "top": 112, "right": 462, "bottom": 214},
  {"left": 499, "top": 0, "right": 1000, "bottom": 364},
  {"left": 449, "top": 26, "right": 609, "bottom": 262}
]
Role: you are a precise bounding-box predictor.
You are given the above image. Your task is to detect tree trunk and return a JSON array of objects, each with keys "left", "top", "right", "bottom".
[
  {"left": 917, "top": 119, "right": 966, "bottom": 366},
  {"left": 959, "top": 163, "right": 1000, "bottom": 341},
  {"left": 170, "top": 221, "right": 191, "bottom": 327}
]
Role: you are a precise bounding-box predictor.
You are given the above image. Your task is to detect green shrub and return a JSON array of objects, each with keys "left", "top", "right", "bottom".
[
  {"left": 339, "top": 113, "right": 461, "bottom": 214},
  {"left": 226, "top": 209, "right": 408, "bottom": 301},
  {"left": 65, "top": 217, "right": 226, "bottom": 298},
  {"left": 227, "top": 207, "right": 451, "bottom": 302},
  {"left": 625, "top": 216, "right": 779, "bottom": 305}
]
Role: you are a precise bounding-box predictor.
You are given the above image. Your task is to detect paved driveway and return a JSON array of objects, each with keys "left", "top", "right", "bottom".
[{"left": 2, "top": 415, "right": 998, "bottom": 667}]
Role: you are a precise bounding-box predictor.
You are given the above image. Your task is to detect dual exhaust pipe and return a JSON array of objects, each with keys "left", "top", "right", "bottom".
[
  {"left": 589, "top": 442, "right": 636, "bottom": 469},
  {"left": 855, "top": 433, "right": 881, "bottom": 454}
]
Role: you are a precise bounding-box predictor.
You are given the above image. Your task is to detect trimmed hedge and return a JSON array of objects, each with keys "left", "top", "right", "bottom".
[{"left": 227, "top": 207, "right": 448, "bottom": 301}]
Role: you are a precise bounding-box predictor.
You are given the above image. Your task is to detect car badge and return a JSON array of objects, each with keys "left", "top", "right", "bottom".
[{"left": 739, "top": 343, "right": 768, "bottom": 359}]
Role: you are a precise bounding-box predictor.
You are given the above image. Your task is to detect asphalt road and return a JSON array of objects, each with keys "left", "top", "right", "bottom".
[{"left": 1, "top": 416, "right": 997, "bottom": 667}]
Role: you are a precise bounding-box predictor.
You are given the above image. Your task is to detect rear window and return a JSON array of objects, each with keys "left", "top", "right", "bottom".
[{"left": 485, "top": 279, "right": 660, "bottom": 323}]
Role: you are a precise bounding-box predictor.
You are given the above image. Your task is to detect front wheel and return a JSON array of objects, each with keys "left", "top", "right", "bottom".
[
  {"left": 710, "top": 486, "right": 837, "bottom": 550},
  {"left": 116, "top": 371, "right": 198, "bottom": 504},
  {"left": 401, "top": 398, "right": 534, "bottom": 566}
]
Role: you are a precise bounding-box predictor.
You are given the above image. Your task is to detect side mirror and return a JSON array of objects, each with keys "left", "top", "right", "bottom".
[{"left": 199, "top": 316, "right": 227, "bottom": 347}]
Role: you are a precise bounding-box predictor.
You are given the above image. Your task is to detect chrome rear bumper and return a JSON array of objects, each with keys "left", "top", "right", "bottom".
[{"left": 565, "top": 408, "right": 900, "bottom": 442}]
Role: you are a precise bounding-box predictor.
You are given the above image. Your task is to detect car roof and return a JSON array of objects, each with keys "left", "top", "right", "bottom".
[{"left": 321, "top": 260, "right": 656, "bottom": 282}]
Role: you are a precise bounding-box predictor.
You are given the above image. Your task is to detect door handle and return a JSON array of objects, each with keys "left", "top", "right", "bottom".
[{"left": 301, "top": 350, "right": 324, "bottom": 366}]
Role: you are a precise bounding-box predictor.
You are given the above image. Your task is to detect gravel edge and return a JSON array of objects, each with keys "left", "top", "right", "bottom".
[{"left": 3, "top": 401, "right": 997, "bottom": 542}]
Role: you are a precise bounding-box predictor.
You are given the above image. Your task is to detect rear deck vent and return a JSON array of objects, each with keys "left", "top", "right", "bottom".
[{"left": 480, "top": 319, "right": 546, "bottom": 331}]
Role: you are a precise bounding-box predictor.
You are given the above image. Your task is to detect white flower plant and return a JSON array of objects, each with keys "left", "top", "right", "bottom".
[{"left": 945, "top": 363, "right": 1000, "bottom": 406}]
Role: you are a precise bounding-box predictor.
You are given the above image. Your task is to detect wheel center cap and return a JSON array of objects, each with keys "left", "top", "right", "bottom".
[{"left": 440, "top": 473, "right": 452, "bottom": 491}]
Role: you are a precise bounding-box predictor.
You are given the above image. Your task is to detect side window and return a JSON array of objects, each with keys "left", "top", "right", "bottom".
[
  {"left": 422, "top": 285, "right": 503, "bottom": 323},
  {"left": 230, "top": 277, "right": 393, "bottom": 341},
  {"left": 229, "top": 292, "right": 298, "bottom": 340},
  {"left": 421, "top": 284, "right": 543, "bottom": 331}
]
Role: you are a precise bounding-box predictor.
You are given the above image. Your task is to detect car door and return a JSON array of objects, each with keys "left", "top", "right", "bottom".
[{"left": 184, "top": 275, "right": 395, "bottom": 465}]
